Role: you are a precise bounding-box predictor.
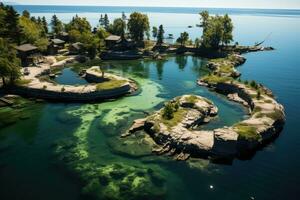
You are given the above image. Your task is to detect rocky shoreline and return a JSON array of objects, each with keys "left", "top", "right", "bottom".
[
  {"left": 125, "top": 52, "right": 285, "bottom": 161},
  {"left": 124, "top": 95, "right": 219, "bottom": 160},
  {"left": 7, "top": 65, "right": 137, "bottom": 102}
]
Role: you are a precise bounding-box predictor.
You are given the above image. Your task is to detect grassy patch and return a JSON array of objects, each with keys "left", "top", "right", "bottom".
[
  {"left": 255, "top": 109, "right": 283, "bottom": 121},
  {"left": 202, "top": 75, "right": 233, "bottom": 84},
  {"left": 234, "top": 123, "right": 261, "bottom": 141},
  {"left": 218, "top": 65, "right": 234, "bottom": 74},
  {"left": 160, "top": 108, "right": 188, "bottom": 129},
  {"left": 96, "top": 79, "right": 127, "bottom": 91},
  {"left": 14, "top": 79, "right": 32, "bottom": 86},
  {"left": 184, "top": 95, "right": 198, "bottom": 104},
  {"left": 55, "top": 56, "right": 68, "bottom": 62},
  {"left": 264, "top": 99, "right": 273, "bottom": 103}
]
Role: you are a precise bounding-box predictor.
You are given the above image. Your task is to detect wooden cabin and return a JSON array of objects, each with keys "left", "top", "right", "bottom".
[
  {"left": 15, "top": 44, "right": 39, "bottom": 67},
  {"left": 47, "top": 39, "right": 66, "bottom": 55},
  {"left": 58, "top": 32, "right": 69, "bottom": 42},
  {"left": 105, "top": 35, "right": 121, "bottom": 49},
  {"left": 69, "top": 42, "right": 84, "bottom": 55}
]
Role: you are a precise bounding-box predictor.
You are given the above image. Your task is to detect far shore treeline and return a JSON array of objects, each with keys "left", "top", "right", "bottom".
[{"left": 0, "top": 2, "right": 233, "bottom": 86}]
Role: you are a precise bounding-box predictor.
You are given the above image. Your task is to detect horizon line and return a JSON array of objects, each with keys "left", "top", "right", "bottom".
[{"left": 4, "top": 3, "right": 300, "bottom": 11}]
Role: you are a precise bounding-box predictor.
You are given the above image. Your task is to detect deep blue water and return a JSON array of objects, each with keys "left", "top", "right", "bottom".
[
  {"left": 12, "top": 5, "right": 300, "bottom": 16},
  {"left": 0, "top": 5, "right": 300, "bottom": 200}
]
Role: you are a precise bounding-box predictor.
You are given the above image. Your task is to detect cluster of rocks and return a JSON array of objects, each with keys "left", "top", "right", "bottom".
[
  {"left": 124, "top": 95, "right": 219, "bottom": 160},
  {"left": 207, "top": 54, "right": 246, "bottom": 78}
]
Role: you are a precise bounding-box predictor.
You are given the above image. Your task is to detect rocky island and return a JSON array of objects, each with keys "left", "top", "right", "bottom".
[
  {"left": 125, "top": 54, "right": 285, "bottom": 161},
  {"left": 5, "top": 62, "right": 137, "bottom": 102}
]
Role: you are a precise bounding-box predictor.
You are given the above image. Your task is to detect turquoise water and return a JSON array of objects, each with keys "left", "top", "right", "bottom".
[
  {"left": 1, "top": 6, "right": 300, "bottom": 200},
  {"left": 54, "top": 68, "right": 88, "bottom": 85}
]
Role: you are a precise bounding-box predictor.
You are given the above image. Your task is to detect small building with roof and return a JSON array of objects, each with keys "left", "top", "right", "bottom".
[
  {"left": 69, "top": 42, "right": 84, "bottom": 55},
  {"left": 15, "top": 44, "right": 39, "bottom": 67},
  {"left": 58, "top": 32, "right": 69, "bottom": 42},
  {"left": 105, "top": 35, "right": 122, "bottom": 49},
  {"left": 47, "top": 38, "right": 66, "bottom": 55}
]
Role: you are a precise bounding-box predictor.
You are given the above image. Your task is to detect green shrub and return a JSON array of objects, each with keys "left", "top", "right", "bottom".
[
  {"left": 256, "top": 90, "right": 261, "bottom": 100},
  {"left": 162, "top": 102, "right": 174, "bottom": 120},
  {"left": 14, "top": 79, "right": 31, "bottom": 86},
  {"left": 234, "top": 123, "right": 261, "bottom": 141},
  {"left": 250, "top": 80, "right": 257, "bottom": 89}
]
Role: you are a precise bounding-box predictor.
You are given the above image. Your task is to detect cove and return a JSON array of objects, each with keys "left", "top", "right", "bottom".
[{"left": 0, "top": 55, "right": 246, "bottom": 200}]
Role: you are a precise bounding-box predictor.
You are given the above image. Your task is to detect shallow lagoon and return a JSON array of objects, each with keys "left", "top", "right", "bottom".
[{"left": 1, "top": 7, "right": 300, "bottom": 200}]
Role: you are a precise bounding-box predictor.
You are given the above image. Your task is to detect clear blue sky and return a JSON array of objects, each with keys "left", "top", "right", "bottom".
[{"left": 5, "top": 0, "right": 300, "bottom": 9}]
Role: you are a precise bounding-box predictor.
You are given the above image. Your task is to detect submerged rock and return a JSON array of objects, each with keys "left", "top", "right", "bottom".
[
  {"left": 108, "top": 132, "right": 158, "bottom": 158},
  {"left": 75, "top": 162, "right": 167, "bottom": 200}
]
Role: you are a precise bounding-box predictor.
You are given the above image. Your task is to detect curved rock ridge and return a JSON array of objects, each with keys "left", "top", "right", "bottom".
[
  {"left": 197, "top": 53, "right": 285, "bottom": 159},
  {"left": 9, "top": 65, "right": 137, "bottom": 102},
  {"left": 125, "top": 53, "right": 285, "bottom": 161},
  {"left": 124, "top": 95, "right": 219, "bottom": 160}
]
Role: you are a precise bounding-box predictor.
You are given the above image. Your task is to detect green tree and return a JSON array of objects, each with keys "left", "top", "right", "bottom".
[
  {"left": 194, "top": 38, "right": 201, "bottom": 48},
  {"left": 99, "top": 14, "right": 104, "bottom": 26},
  {"left": 103, "top": 14, "right": 109, "bottom": 30},
  {"left": 199, "top": 11, "right": 209, "bottom": 32},
  {"left": 2, "top": 5, "right": 22, "bottom": 44},
  {"left": 65, "top": 15, "right": 91, "bottom": 33},
  {"left": 42, "top": 16, "right": 48, "bottom": 34},
  {"left": 109, "top": 18, "right": 126, "bottom": 39},
  {"left": 19, "top": 16, "right": 49, "bottom": 51},
  {"left": 152, "top": 26, "right": 158, "bottom": 40},
  {"left": 122, "top": 12, "right": 127, "bottom": 21},
  {"left": 156, "top": 25, "right": 164, "bottom": 45},
  {"left": 22, "top": 10, "right": 30, "bottom": 18},
  {"left": 80, "top": 32, "right": 99, "bottom": 59},
  {"left": 127, "top": 12, "right": 150, "bottom": 42},
  {"left": 51, "top": 14, "right": 63, "bottom": 35},
  {"left": 221, "top": 14, "right": 234, "bottom": 45},
  {"left": 200, "top": 12, "right": 234, "bottom": 49},
  {"left": 176, "top": 32, "right": 189, "bottom": 46},
  {"left": 96, "top": 27, "right": 110, "bottom": 49},
  {"left": 0, "top": 38, "right": 21, "bottom": 85}
]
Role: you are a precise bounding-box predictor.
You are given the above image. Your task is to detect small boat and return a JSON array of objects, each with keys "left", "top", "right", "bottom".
[
  {"left": 188, "top": 25, "right": 193, "bottom": 28},
  {"left": 166, "top": 34, "right": 174, "bottom": 39}
]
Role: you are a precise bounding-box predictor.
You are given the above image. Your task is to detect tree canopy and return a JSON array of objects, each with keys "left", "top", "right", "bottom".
[
  {"left": 0, "top": 3, "right": 22, "bottom": 44},
  {"left": 127, "top": 12, "right": 150, "bottom": 42},
  {"left": 108, "top": 18, "right": 126, "bottom": 38},
  {"left": 99, "top": 14, "right": 110, "bottom": 30},
  {"left": 199, "top": 11, "right": 234, "bottom": 49},
  {"left": 19, "top": 15, "right": 49, "bottom": 51},
  {"left": 51, "top": 14, "right": 64, "bottom": 35},
  {"left": 65, "top": 15, "right": 91, "bottom": 33},
  {"left": 0, "top": 38, "right": 21, "bottom": 85},
  {"left": 156, "top": 25, "right": 165, "bottom": 45},
  {"left": 177, "top": 32, "right": 189, "bottom": 46},
  {"left": 152, "top": 26, "right": 158, "bottom": 39}
]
